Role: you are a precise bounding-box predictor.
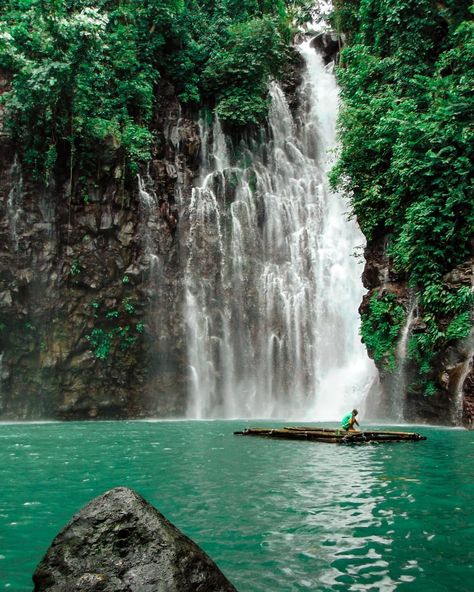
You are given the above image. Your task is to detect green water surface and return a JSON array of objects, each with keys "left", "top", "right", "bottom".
[{"left": 0, "top": 421, "right": 473, "bottom": 591}]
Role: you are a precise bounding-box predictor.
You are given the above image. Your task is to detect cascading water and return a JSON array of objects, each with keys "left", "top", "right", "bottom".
[
  {"left": 137, "top": 171, "right": 171, "bottom": 366},
  {"left": 381, "top": 237, "right": 391, "bottom": 290},
  {"left": 0, "top": 353, "right": 3, "bottom": 413},
  {"left": 392, "top": 296, "right": 418, "bottom": 420},
  {"left": 451, "top": 340, "right": 474, "bottom": 425},
  {"left": 138, "top": 173, "right": 162, "bottom": 277},
  {"left": 184, "top": 40, "right": 376, "bottom": 420},
  {"left": 7, "top": 155, "right": 23, "bottom": 251},
  {"left": 184, "top": 117, "right": 229, "bottom": 418}
]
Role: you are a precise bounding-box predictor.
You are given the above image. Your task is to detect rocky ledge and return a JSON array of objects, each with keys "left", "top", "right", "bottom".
[{"left": 361, "top": 236, "right": 473, "bottom": 426}]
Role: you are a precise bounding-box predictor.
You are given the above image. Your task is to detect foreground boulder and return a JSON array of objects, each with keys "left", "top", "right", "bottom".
[{"left": 33, "top": 487, "right": 237, "bottom": 592}]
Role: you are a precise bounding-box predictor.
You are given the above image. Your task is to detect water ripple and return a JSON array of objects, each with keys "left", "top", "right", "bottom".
[{"left": 0, "top": 421, "right": 473, "bottom": 591}]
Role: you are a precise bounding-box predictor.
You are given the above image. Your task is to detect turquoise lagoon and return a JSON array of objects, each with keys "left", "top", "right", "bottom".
[{"left": 1, "top": 421, "right": 473, "bottom": 591}]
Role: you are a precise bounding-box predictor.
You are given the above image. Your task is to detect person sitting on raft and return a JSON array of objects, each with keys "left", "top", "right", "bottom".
[{"left": 341, "top": 409, "right": 360, "bottom": 431}]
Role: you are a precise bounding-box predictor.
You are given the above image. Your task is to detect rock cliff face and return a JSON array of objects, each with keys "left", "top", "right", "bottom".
[
  {"left": 361, "top": 236, "right": 473, "bottom": 427},
  {"left": 0, "top": 49, "right": 304, "bottom": 421},
  {"left": 1, "top": 44, "right": 471, "bottom": 425},
  {"left": 0, "top": 76, "right": 200, "bottom": 419}
]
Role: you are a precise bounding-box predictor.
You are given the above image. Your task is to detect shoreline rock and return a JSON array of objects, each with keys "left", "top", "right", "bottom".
[{"left": 33, "top": 487, "right": 237, "bottom": 592}]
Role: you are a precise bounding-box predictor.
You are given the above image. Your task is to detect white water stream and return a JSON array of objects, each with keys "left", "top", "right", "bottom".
[
  {"left": 452, "top": 337, "right": 474, "bottom": 425},
  {"left": 393, "top": 296, "right": 418, "bottom": 420},
  {"left": 7, "top": 155, "right": 23, "bottom": 251},
  {"left": 137, "top": 173, "right": 162, "bottom": 276},
  {"left": 183, "top": 41, "right": 376, "bottom": 420}
]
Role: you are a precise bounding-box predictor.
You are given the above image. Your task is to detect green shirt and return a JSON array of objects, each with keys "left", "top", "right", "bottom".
[{"left": 341, "top": 412, "right": 353, "bottom": 430}]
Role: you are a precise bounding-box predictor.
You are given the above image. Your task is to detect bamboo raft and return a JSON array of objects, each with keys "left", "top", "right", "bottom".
[{"left": 234, "top": 426, "right": 427, "bottom": 444}]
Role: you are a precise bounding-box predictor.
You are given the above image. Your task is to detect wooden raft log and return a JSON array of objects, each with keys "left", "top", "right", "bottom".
[{"left": 233, "top": 426, "right": 427, "bottom": 443}]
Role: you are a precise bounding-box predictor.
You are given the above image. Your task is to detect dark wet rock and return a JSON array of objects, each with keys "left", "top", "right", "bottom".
[
  {"left": 280, "top": 47, "right": 305, "bottom": 113},
  {"left": 0, "top": 69, "right": 11, "bottom": 136},
  {"left": 0, "top": 82, "right": 196, "bottom": 420},
  {"left": 33, "top": 487, "right": 237, "bottom": 592},
  {"left": 443, "top": 260, "right": 473, "bottom": 288},
  {"left": 310, "top": 32, "right": 341, "bottom": 65},
  {"left": 362, "top": 232, "right": 473, "bottom": 425}
]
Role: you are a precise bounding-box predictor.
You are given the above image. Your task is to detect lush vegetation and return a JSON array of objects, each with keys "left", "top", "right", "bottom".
[
  {"left": 0, "top": 0, "right": 308, "bottom": 181},
  {"left": 2, "top": 0, "right": 471, "bottom": 387},
  {"left": 331, "top": 1, "right": 473, "bottom": 392},
  {"left": 360, "top": 293, "right": 406, "bottom": 372},
  {"left": 86, "top": 297, "right": 144, "bottom": 360}
]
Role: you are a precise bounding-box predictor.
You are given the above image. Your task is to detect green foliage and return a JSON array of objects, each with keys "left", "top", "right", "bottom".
[
  {"left": 0, "top": 0, "right": 310, "bottom": 180},
  {"left": 0, "top": 0, "right": 170, "bottom": 179},
  {"left": 445, "top": 312, "right": 472, "bottom": 341},
  {"left": 166, "top": 0, "right": 306, "bottom": 124},
  {"left": 86, "top": 327, "right": 113, "bottom": 360},
  {"left": 407, "top": 317, "right": 440, "bottom": 377},
  {"left": 405, "top": 285, "right": 473, "bottom": 391},
  {"left": 86, "top": 297, "right": 142, "bottom": 360},
  {"left": 122, "top": 298, "right": 135, "bottom": 315},
  {"left": 332, "top": 0, "right": 474, "bottom": 390},
  {"left": 360, "top": 292, "right": 406, "bottom": 371},
  {"left": 201, "top": 15, "right": 288, "bottom": 125},
  {"left": 420, "top": 284, "right": 473, "bottom": 316},
  {"left": 424, "top": 381, "right": 438, "bottom": 397},
  {"left": 70, "top": 260, "right": 81, "bottom": 276},
  {"left": 105, "top": 310, "right": 119, "bottom": 320}
]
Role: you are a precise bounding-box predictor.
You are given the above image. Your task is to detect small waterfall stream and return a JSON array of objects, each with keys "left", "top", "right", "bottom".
[
  {"left": 0, "top": 353, "right": 3, "bottom": 413},
  {"left": 7, "top": 155, "right": 23, "bottom": 251},
  {"left": 137, "top": 171, "right": 168, "bottom": 368},
  {"left": 137, "top": 173, "right": 162, "bottom": 277},
  {"left": 393, "top": 296, "right": 418, "bottom": 420},
  {"left": 451, "top": 341, "right": 474, "bottom": 425},
  {"left": 184, "top": 41, "right": 376, "bottom": 419}
]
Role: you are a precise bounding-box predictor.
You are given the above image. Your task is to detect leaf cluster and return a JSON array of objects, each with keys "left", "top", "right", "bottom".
[
  {"left": 86, "top": 296, "right": 142, "bottom": 360},
  {"left": 331, "top": 0, "right": 474, "bottom": 391},
  {"left": 360, "top": 292, "right": 406, "bottom": 371},
  {"left": 0, "top": 0, "right": 309, "bottom": 179}
]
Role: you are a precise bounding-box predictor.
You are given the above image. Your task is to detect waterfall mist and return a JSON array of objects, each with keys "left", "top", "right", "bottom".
[{"left": 183, "top": 41, "right": 377, "bottom": 420}]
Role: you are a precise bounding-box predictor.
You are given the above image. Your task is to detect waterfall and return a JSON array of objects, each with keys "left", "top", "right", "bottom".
[
  {"left": 381, "top": 237, "right": 391, "bottom": 290},
  {"left": 184, "top": 116, "right": 229, "bottom": 418},
  {"left": 0, "top": 353, "right": 3, "bottom": 413},
  {"left": 451, "top": 340, "right": 474, "bottom": 425},
  {"left": 7, "top": 155, "right": 23, "bottom": 251},
  {"left": 137, "top": 170, "right": 170, "bottom": 383},
  {"left": 137, "top": 173, "right": 162, "bottom": 276},
  {"left": 392, "top": 297, "right": 417, "bottom": 420},
  {"left": 183, "top": 40, "right": 376, "bottom": 420}
]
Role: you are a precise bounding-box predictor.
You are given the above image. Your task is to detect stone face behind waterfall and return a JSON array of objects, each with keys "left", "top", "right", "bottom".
[
  {"left": 0, "top": 80, "right": 199, "bottom": 421},
  {"left": 309, "top": 32, "right": 341, "bottom": 64},
  {"left": 32, "top": 487, "right": 237, "bottom": 592}
]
